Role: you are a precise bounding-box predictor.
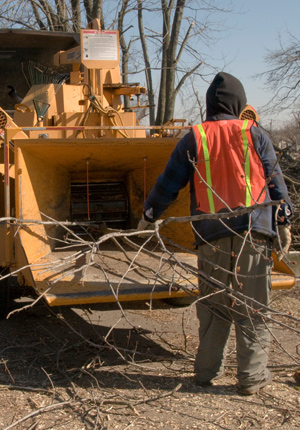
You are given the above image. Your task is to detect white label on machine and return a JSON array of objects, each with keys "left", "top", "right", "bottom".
[{"left": 82, "top": 30, "right": 118, "bottom": 61}]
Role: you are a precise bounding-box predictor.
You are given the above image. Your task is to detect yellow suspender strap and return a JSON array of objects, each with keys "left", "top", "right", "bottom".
[
  {"left": 197, "top": 124, "right": 215, "bottom": 213},
  {"left": 241, "top": 120, "right": 252, "bottom": 207}
]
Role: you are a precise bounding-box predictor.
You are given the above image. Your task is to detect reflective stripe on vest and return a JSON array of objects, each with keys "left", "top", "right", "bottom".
[
  {"left": 197, "top": 124, "right": 216, "bottom": 213},
  {"left": 193, "top": 120, "right": 266, "bottom": 214},
  {"left": 241, "top": 120, "right": 251, "bottom": 207}
]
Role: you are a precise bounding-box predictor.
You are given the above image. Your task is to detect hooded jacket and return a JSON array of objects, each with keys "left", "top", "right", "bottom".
[{"left": 144, "top": 72, "right": 292, "bottom": 244}]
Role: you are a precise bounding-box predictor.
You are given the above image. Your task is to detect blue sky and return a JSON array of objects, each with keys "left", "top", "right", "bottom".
[{"left": 210, "top": 0, "right": 300, "bottom": 124}]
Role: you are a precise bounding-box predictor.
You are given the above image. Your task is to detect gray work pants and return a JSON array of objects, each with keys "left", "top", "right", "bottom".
[{"left": 194, "top": 233, "right": 272, "bottom": 386}]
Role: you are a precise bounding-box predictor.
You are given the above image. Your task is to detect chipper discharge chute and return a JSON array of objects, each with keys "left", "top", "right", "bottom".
[{"left": 0, "top": 20, "right": 296, "bottom": 315}]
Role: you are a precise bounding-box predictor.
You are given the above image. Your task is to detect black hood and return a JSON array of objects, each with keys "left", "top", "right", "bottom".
[{"left": 206, "top": 72, "right": 247, "bottom": 119}]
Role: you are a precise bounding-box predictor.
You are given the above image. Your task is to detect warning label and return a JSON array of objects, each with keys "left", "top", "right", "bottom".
[{"left": 82, "top": 30, "right": 118, "bottom": 61}]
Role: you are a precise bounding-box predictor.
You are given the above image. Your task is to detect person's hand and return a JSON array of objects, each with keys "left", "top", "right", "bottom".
[
  {"left": 137, "top": 208, "right": 156, "bottom": 236},
  {"left": 137, "top": 217, "right": 154, "bottom": 232},
  {"left": 275, "top": 224, "right": 292, "bottom": 261}
]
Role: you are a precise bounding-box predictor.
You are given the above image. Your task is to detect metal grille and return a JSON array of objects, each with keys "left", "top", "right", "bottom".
[
  {"left": 240, "top": 105, "right": 260, "bottom": 122},
  {"left": 0, "top": 111, "right": 7, "bottom": 129},
  {"left": 70, "top": 182, "right": 129, "bottom": 227}
]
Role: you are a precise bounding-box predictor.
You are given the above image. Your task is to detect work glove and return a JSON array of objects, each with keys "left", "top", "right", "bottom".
[
  {"left": 137, "top": 207, "right": 156, "bottom": 236},
  {"left": 275, "top": 224, "right": 292, "bottom": 261},
  {"left": 277, "top": 203, "right": 292, "bottom": 225},
  {"left": 274, "top": 202, "right": 292, "bottom": 260},
  {"left": 137, "top": 216, "right": 154, "bottom": 232}
]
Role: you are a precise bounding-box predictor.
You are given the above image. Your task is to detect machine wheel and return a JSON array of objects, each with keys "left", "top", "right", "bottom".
[{"left": 0, "top": 268, "right": 11, "bottom": 319}]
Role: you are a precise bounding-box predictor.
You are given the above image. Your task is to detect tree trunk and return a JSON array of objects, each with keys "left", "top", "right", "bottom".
[
  {"left": 118, "top": 0, "right": 131, "bottom": 110},
  {"left": 83, "top": 0, "right": 93, "bottom": 21},
  {"left": 55, "top": 0, "right": 70, "bottom": 31},
  {"left": 70, "top": 0, "right": 81, "bottom": 32},
  {"left": 163, "top": 0, "right": 185, "bottom": 123},
  {"left": 37, "top": 0, "right": 56, "bottom": 31},
  {"left": 92, "top": 0, "right": 105, "bottom": 28},
  {"left": 137, "top": 0, "right": 155, "bottom": 126},
  {"left": 29, "top": 0, "right": 46, "bottom": 30},
  {"left": 155, "top": 0, "right": 173, "bottom": 126}
]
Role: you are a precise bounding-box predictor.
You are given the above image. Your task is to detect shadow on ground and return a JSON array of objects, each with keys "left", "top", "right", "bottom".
[{"left": 0, "top": 298, "right": 207, "bottom": 394}]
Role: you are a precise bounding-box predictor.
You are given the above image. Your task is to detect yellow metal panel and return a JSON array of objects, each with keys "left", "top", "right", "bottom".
[
  {"left": 272, "top": 252, "right": 295, "bottom": 275},
  {"left": 54, "top": 46, "right": 81, "bottom": 66},
  {"left": 29, "top": 247, "right": 199, "bottom": 307},
  {"left": 271, "top": 272, "right": 295, "bottom": 290},
  {"left": 15, "top": 84, "right": 57, "bottom": 118},
  {"left": 14, "top": 111, "right": 36, "bottom": 128},
  {"left": 14, "top": 144, "right": 70, "bottom": 265},
  {"left": 13, "top": 138, "right": 178, "bottom": 173},
  {"left": 0, "top": 107, "right": 29, "bottom": 141},
  {"left": 55, "top": 85, "right": 85, "bottom": 114},
  {"left": 45, "top": 289, "right": 194, "bottom": 307},
  {"left": 11, "top": 137, "right": 192, "bottom": 279}
]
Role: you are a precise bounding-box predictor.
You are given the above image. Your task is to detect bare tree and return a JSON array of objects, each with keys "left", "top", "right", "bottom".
[
  {"left": 158, "top": 0, "right": 198, "bottom": 124},
  {"left": 178, "top": 76, "right": 206, "bottom": 124},
  {"left": 118, "top": 0, "right": 135, "bottom": 111},
  {"left": 137, "top": 0, "right": 155, "bottom": 126},
  {"left": 133, "top": 1, "right": 233, "bottom": 125},
  {"left": 259, "top": 33, "right": 300, "bottom": 115},
  {"left": 0, "top": 0, "right": 104, "bottom": 31},
  {"left": 260, "top": 32, "right": 300, "bottom": 249},
  {"left": 0, "top": 0, "right": 234, "bottom": 125},
  {"left": 84, "top": 0, "right": 105, "bottom": 28}
]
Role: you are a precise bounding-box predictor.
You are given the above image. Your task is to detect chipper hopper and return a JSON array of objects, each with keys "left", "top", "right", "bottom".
[{"left": 0, "top": 20, "right": 296, "bottom": 317}]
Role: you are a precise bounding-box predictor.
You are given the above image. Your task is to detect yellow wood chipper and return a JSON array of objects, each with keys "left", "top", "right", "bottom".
[{"left": 0, "top": 20, "right": 296, "bottom": 317}]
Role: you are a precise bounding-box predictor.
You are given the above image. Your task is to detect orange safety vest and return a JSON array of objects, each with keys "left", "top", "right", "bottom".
[{"left": 192, "top": 119, "right": 267, "bottom": 214}]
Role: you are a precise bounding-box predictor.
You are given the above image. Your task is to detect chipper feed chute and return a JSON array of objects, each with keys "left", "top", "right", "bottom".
[{"left": 11, "top": 135, "right": 198, "bottom": 306}]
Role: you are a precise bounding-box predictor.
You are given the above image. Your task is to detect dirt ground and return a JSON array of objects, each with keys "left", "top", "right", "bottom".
[{"left": 0, "top": 283, "right": 300, "bottom": 430}]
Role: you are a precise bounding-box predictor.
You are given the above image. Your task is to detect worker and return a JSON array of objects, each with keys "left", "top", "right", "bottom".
[{"left": 138, "top": 72, "right": 293, "bottom": 395}]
